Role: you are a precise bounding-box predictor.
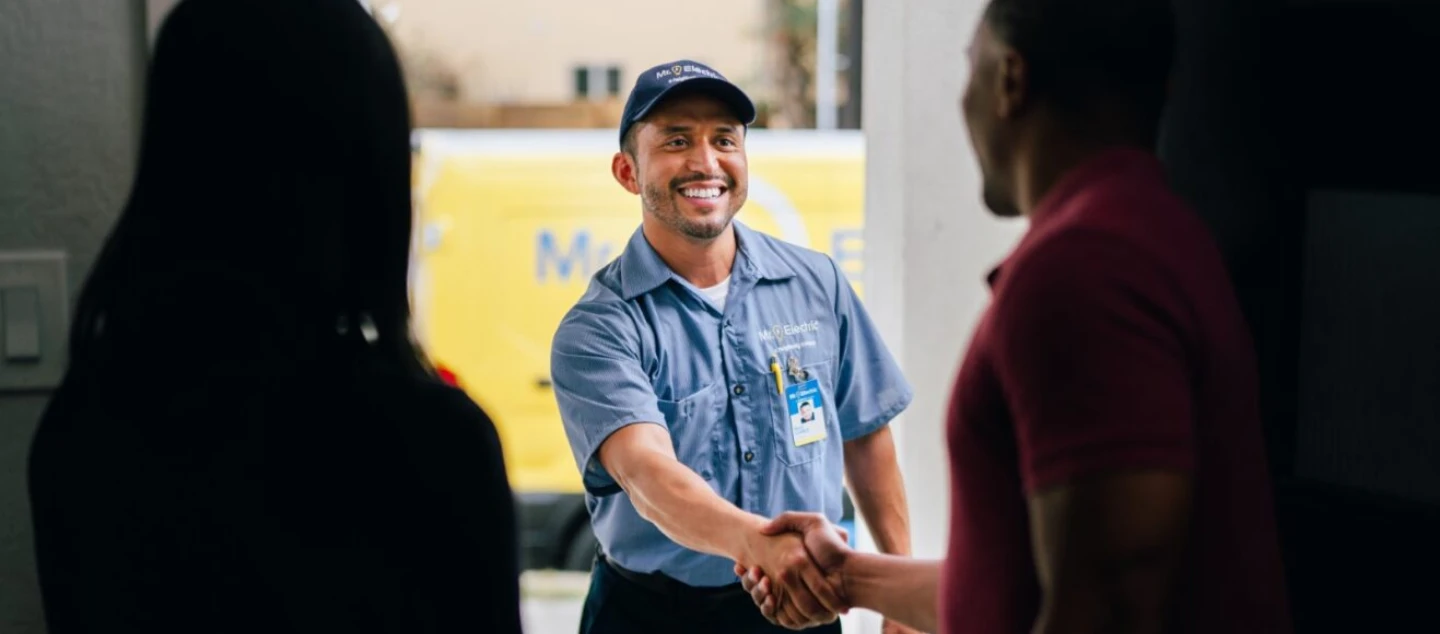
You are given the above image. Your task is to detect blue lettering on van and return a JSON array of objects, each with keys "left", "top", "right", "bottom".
[
  {"left": 536, "top": 229, "right": 614, "bottom": 283},
  {"left": 831, "top": 228, "right": 863, "bottom": 281}
]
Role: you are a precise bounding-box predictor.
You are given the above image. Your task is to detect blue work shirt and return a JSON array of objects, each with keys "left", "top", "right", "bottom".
[{"left": 550, "top": 221, "right": 912, "bottom": 587}]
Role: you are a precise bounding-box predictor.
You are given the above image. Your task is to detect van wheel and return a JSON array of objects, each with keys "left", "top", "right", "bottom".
[{"left": 562, "top": 523, "right": 600, "bottom": 571}]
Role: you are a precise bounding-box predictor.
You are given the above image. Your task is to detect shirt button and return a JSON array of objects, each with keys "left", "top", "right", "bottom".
[
  {"left": 733, "top": 384, "right": 745, "bottom": 396},
  {"left": 744, "top": 451, "right": 755, "bottom": 462}
]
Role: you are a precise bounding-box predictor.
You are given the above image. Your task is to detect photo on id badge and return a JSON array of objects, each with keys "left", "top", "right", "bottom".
[{"left": 786, "top": 379, "right": 827, "bottom": 447}]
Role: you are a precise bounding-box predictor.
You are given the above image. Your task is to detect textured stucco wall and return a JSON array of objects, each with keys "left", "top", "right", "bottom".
[{"left": 0, "top": 1, "right": 146, "bottom": 631}]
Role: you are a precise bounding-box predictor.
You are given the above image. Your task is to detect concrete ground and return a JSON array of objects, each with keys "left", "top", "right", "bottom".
[
  {"left": 520, "top": 571, "right": 872, "bottom": 634},
  {"left": 521, "top": 571, "right": 588, "bottom": 633}
]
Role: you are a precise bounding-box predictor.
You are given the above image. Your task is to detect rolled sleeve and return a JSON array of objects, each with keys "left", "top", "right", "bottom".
[
  {"left": 829, "top": 258, "right": 913, "bottom": 441},
  {"left": 991, "top": 231, "right": 1197, "bottom": 495},
  {"left": 550, "top": 300, "right": 666, "bottom": 497}
]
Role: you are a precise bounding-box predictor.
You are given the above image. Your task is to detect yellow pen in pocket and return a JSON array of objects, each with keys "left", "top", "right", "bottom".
[{"left": 770, "top": 355, "right": 785, "bottom": 395}]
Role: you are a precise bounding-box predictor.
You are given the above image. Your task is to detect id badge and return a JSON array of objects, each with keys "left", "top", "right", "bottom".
[{"left": 785, "top": 379, "right": 828, "bottom": 447}]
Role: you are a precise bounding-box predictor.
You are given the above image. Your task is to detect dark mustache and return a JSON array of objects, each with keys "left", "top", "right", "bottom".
[{"left": 671, "top": 173, "right": 735, "bottom": 190}]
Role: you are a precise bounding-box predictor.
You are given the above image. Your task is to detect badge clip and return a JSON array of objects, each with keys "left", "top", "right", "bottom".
[{"left": 786, "top": 356, "right": 809, "bottom": 383}]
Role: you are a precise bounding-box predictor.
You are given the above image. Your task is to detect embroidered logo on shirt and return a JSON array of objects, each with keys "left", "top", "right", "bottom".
[{"left": 758, "top": 320, "right": 821, "bottom": 342}]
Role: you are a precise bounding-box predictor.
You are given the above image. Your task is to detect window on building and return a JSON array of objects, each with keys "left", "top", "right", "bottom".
[
  {"left": 605, "top": 66, "right": 622, "bottom": 97},
  {"left": 573, "top": 66, "right": 590, "bottom": 100},
  {"left": 573, "top": 65, "right": 623, "bottom": 101}
]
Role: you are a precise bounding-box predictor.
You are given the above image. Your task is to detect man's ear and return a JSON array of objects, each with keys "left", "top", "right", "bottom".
[
  {"left": 996, "top": 49, "right": 1029, "bottom": 119},
  {"left": 612, "top": 151, "right": 641, "bottom": 195}
]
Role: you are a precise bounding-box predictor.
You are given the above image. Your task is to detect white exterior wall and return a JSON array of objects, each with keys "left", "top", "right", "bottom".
[{"left": 850, "top": 0, "right": 1028, "bottom": 629}]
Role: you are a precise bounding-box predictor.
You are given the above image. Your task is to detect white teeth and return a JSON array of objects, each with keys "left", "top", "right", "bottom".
[{"left": 681, "top": 187, "right": 722, "bottom": 199}]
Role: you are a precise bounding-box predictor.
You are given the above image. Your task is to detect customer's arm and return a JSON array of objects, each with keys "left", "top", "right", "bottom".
[
  {"left": 845, "top": 553, "right": 942, "bottom": 633},
  {"left": 741, "top": 512, "right": 942, "bottom": 633},
  {"left": 1027, "top": 471, "right": 1192, "bottom": 634}
]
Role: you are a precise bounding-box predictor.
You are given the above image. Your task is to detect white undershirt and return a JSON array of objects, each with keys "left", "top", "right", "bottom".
[{"left": 698, "top": 276, "right": 731, "bottom": 311}]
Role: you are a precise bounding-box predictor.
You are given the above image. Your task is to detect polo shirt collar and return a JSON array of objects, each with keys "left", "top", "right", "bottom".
[
  {"left": 618, "top": 221, "right": 795, "bottom": 300},
  {"left": 1029, "top": 145, "right": 1164, "bottom": 226}
]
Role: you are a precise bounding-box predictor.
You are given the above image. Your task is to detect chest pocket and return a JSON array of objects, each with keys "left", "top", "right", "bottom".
[
  {"left": 769, "top": 358, "right": 836, "bottom": 467},
  {"left": 656, "top": 382, "right": 724, "bottom": 478}
]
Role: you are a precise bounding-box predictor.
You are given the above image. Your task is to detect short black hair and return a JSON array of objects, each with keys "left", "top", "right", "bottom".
[
  {"left": 983, "top": 0, "right": 1175, "bottom": 121},
  {"left": 622, "top": 123, "right": 640, "bottom": 157}
]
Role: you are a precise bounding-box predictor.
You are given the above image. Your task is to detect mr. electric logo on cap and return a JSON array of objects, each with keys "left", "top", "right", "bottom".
[
  {"left": 623, "top": 59, "right": 757, "bottom": 148},
  {"left": 653, "top": 63, "right": 724, "bottom": 82}
]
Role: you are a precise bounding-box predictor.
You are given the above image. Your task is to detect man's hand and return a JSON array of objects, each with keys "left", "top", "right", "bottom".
[
  {"left": 737, "top": 524, "right": 849, "bottom": 629},
  {"left": 735, "top": 512, "right": 853, "bottom": 630}
]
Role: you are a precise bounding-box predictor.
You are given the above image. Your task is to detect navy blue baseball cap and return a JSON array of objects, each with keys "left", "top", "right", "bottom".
[{"left": 618, "top": 59, "right": 757, "bottom": 149}]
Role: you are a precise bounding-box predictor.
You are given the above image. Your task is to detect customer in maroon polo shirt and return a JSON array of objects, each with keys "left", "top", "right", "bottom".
[{"left": 737, "top": 0, "right": 1292, "bottom": 632}]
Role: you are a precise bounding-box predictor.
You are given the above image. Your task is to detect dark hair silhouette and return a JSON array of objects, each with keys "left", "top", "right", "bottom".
[
  {"left": 983, "top": 0, "right": 1175, "bottom": 126},
  {"left": 28, "top": 2, "right": 522, "bottom": 632},
  {"left": 69, "top": 0, "right": 428, "bottom": 376}
]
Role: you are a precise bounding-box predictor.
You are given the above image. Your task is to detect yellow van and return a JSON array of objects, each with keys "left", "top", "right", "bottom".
[{"left": 410, "top": 128, "right": 866, "bottom": 570}]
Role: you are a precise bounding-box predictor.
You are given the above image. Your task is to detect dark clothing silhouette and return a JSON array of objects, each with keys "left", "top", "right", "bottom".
[
  {"left": 26, "top": 0, "right": 523, "bottom": 631},
  {"left": 30, "top": 346, "right": 523, "bottom": 633}
]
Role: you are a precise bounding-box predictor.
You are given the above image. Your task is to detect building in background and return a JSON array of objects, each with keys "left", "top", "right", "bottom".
[{"left": 369, "top": 0, "right": 861, "bottom": 129}]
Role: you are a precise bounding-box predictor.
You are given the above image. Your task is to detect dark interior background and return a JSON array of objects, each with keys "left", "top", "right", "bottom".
[{"left": 1160, "top": 0, "right": 1440, "bottom": 630}]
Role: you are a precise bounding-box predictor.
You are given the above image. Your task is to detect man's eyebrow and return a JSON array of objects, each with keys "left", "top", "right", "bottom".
[{"left": 655, "top": 122, "right": 741, "bottom": 135}]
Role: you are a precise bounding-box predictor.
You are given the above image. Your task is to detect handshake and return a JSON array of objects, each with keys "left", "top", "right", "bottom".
[{"left": 729, "top": 512, "right": 856, "bottom": 631}]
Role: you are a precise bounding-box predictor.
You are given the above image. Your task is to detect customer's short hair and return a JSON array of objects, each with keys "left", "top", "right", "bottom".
[{"left": 982, "top": 0, "right": 1175, "bottom": 120}]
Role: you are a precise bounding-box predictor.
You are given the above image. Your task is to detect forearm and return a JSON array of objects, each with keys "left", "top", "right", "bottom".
[
  {"left": 1028, "top": 471, "right": 1192, "bottom": 634},
  {"left": 623, "top": 452, "right": 765, "bottom": 561},
  {"left": 844, "top": 552, "right": 941, "bottom": 632},
  {"left": 1031, "top": 562, "right": 1177, "bottom": 634},
  {"left": 844, "top": 426, "right": 911, "bottom": 555}
]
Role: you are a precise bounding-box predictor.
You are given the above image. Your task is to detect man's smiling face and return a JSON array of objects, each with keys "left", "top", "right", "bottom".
[{"left": 619, "top": 90, "right": 748, "bottom": 242}]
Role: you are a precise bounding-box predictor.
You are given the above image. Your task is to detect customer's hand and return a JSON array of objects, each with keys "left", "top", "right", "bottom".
[
  {"left": 735, "top": 512, "right": 852, "bottom": 630},
  {"left": 881, "top": 618, "right": 929, "bottom": 634},
  {"left": 735, "top": 520, "right": 850, "bottom": 629}
]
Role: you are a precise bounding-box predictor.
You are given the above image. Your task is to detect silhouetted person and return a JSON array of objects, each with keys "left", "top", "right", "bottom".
[
  {"left": 26, "top": 1, "right": 523, "bottom": 632},
  {"left": 742, "top": 1, "right": 1291, "bottom": 633}
]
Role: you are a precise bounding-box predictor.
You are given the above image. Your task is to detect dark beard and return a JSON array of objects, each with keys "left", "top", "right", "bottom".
[{"left": 641, "top": 173, "right": 739, "bottom": 240}]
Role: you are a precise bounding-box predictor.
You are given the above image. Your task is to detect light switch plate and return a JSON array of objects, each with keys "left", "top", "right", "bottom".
[{"left": 0, "top": 251, "right": 68, "bottom": 392}]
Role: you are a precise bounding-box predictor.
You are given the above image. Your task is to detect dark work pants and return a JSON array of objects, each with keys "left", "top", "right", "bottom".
[{"left": 579, "top": 555, "right": 844, "bottom": 634}]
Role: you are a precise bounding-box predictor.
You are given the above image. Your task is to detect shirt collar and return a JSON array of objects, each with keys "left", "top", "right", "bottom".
[
  {"left": 618, "top": 221, "right": 795, "bottom": 300},
  {"left": 1029, "top": 145, "right": 1164, "bottom": 227}
]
